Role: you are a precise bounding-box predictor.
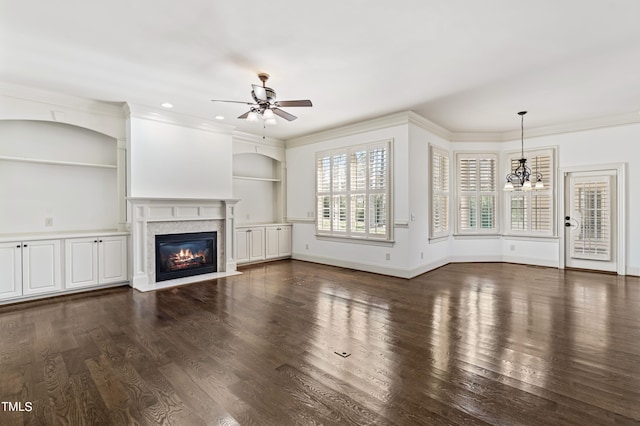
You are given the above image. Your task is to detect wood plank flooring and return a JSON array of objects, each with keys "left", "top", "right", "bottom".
[{"left": 1, "top": 260, "right": 640, "bottom": 425}]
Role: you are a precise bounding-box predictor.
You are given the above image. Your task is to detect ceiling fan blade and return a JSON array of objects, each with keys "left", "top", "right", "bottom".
[
  {"left": 252, "top": 84, "right": 267, "bottom": 102},
  {"left": 237, "top": 111, "right": 251, "bottom": 119},
  {"left": 276, "top": 100, "right": 313, "bottom": 107},
  {"left": 272, "top": 108, "right": 297, "bottom": 121},
  {"left": 211, "top": 99, "right": 254, "bottom": 105}
]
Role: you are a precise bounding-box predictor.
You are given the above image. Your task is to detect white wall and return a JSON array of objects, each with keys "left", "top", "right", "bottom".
[
  {"left": 286, "top": 114, "right": 640, "bottom": 277},
  {"left": 0, "top": 120, "right": 119, "bottom": 234},
  {"left": 287, "top": 123, "right": 414, "bottom": 276},
  {"left": 127, "top": 117, "right": 233, "bottom": 199},
  {"left": 407, "top": 123, "right": 451, "bottom": 273}
]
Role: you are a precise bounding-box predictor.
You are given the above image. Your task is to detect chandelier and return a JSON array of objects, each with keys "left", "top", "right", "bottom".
[{"left": 504, "top": 111, "right": 543, "bottom": 191}]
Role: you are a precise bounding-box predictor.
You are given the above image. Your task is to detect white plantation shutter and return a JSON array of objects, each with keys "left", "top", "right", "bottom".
[
  {"left": 316, "top": 156, "right": 332, "bottom": 232},
  {"left": 505, "top": 148, "right": 555, "bottom": 235},
  {"left": 456, "top": 153, "right": 498, "bottom": 233},
  {"left": 571, "top": 176, "right": 611, "bottom": 260},
  {"left": 316, "top": 140, "right": 392, "bottom": 240},
  {"left": 430, "top": 146, "right": 450, "bottom": 238}
]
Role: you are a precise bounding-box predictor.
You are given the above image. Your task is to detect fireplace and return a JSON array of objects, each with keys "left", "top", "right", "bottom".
[{"left": 155, "top": 231, "right": 217, "bottom": 282}]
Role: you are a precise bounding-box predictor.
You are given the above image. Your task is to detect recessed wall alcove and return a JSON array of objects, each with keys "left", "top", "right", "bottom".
[{"left": 0, "top": 120, "right": 123, "bottom": 234}]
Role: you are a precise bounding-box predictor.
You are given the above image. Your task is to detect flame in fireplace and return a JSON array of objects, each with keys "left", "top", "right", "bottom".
[{"left": 167, "top": 248, "right": 207, "bottom": 270}]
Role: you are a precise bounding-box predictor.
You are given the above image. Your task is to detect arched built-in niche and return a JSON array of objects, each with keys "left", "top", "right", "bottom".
[
  {"left": 0, "top": 120, "right": 122, "bottom": 234},
  {"left": 232, "top": 151, "right": 285, "bottom": 225}
]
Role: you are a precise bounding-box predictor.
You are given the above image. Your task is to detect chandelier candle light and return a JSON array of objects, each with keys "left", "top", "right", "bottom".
[{"left": 504, "top": 111, "right": 544, "bottom": 191}]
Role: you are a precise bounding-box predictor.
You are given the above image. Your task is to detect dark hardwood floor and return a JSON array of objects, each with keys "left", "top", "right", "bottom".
[{"left": 1, "top": 260, "right": 640, "bottom": 425}]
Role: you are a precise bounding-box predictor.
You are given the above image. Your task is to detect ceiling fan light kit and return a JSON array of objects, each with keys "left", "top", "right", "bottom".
[{"left": 211, "top": 73, "right": 313, "bottom": 124}]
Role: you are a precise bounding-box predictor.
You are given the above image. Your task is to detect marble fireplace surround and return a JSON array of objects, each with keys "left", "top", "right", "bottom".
[{"left": 128, "top": 197, "right": 240, "bottom": 292}]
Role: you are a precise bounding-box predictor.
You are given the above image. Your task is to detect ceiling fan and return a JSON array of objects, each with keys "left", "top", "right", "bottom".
[{"left": 211, "top": 73, "right": 312, "bottom": 124}]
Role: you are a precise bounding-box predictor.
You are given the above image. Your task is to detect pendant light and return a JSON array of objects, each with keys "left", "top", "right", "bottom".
[{"left": 504, "top": 111, "right": 543, "bottom": 191}]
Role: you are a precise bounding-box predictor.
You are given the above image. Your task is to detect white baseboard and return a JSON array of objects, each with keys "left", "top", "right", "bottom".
[
  {"left": 627, "top": 266, "right": 640, "bottom": 277},
  {"left": 501, "top": 255, "right": 559, "bottom": 268},
  {"left": 292, "top": 253, "right": 450, "bottom": 279},
  {"left": 292, "top": 253, "right": 631, "bottom": 278},
  {"left": 449, "top": 255, "right": 502, "bottom": 263}
]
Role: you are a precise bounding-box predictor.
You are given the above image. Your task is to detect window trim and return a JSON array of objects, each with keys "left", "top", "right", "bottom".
[
  {"left": 503, "top": 146, "right": 557, "bottom": 237},
  {"left": 429, "top": 144, "right": 450, "bottom": 240},
  {"left": 315, "top": 139, "right": 393, "bottom": 242},
  {"left": 454, "top": 151, "right": 499, "bottom": 235}
]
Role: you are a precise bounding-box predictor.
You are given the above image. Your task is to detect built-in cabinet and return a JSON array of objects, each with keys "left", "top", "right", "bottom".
[
  {"left": 235, "top": 226, "right": 265, "bottom": 264},
  {"left": 0, "top": 232, "right": 128, "bottom": 304},
  {"left": 265, "top": 225, "right": 292, "bottom": 259},
  {"left": 65, "top": 235, "right": 127, "bottom": 289},
  {"left": 236, "top": 224, "right": 291, "bottom": 265},
  {"left": 0, "top": 239, "right": 62, "bottom": 298}
]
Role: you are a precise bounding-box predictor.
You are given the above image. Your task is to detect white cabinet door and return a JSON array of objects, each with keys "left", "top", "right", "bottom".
[
  {"left": 22, "top": 240, "right": 62, "bottom": 296},
  {"left": 249, "top": 228, "right": 265, "bottom": 262},
  {"left": 65, "top": 238, "right": 99, "bottom": 289},
  {"left": 0, "top": 242, "right": 22, "bottom": 299},
  {"left": 265, "top": 226, "right": 292, "bottom": 259},
  {"left": 278, "top": 226, "right": 292, "bottom": 256},
  {"left": 99, "top": 236, "right": 127, "bottom": 284},
  {"left": 236, "top": 229, "right": 250, "bottom": 264},
  {"left": 265, "top": 227, "right": 280, "bottom": 259}
]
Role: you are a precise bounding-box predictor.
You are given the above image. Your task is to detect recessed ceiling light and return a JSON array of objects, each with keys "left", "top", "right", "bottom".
[
  {"left": 161, "top": 102, "right": 173, "bottom": 108},
  {"left": 215, "top": 116, "right": 224, "bottom": 120}
]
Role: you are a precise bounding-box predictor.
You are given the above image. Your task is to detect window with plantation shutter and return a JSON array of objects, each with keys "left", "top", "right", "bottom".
[
  {"left": 316, "top": 140, "right": 392, "bottom": 241},
  {"left": 430, "top": 145, "right": 450, "bottom": 239},
  {"left": 504, "top": 148, "right": 555, "bottom": 236},
  {"left": 455, "top": 152, "right": 498, "bottom": 234}
]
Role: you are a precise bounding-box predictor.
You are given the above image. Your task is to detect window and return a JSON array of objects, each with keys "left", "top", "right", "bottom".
[
  {"left": 504, "top": 148, "right": 555, "bottom": 236},
  {"left": 430, "top": 145, "right": 450, "bottom": 239},
  {"left": 455, "top": 152, "right": 498, "bottom": 234},
  {"left": 316, "top": 140, "right": 392, "bottom": 240}
]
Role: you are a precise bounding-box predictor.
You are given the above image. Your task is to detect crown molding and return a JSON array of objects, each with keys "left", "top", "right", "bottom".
[
  {"left": 285, "top": 111, "right": 417, "bottom": 148},
  {"left": 449, "top": 112, "right": 640, "bottom": 142},
  {"left": 498, "top": 111, "right": 640, "bottom": 141},
  {"left": 232, "top": 130, "right": 285, "bottom": 148},
  {"left": 0, "top": 82, "right": 125, "bottom": 118},
  {"left": 406, "top": 111, "right": 452, "bottom": 140},
  {"left": 449, "top": 132, "right": 505, "bottom": 142},
  {"left": 124, "top": 103, "right": 235, "bottom": 135}
]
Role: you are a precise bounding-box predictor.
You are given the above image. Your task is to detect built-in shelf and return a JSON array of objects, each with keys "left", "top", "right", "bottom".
[
  {"left": 232, "top": 175, "right": 281, "bottom": 182},
  {"left": 0, "top": 155, "right": 117, "bottom": 169}
]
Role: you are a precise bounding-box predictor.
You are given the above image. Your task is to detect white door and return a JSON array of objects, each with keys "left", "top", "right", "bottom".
[
  {"left": 564, "top": 170, "right": 617, "bottom": 272},
  {"left": 22, "top": 239, "right": 62, "bottom": 295},
  {"left": 66, "top": 238, "right": 99, "bottom": 288},
  {"left": 249, "top": 228, "right": 265, "bottom": 261},
  {"left": 278, "top": 226, "right": 292, "bottom": 256},
  {"left": 0, "top": 242, "right": 22, "bottom": 299},
  {"left": 99, "top": 236, "right": 127, "bottom": 284},
  {"left": 235, "top": 229, "right": 250, "bottom": 263},
  {"left": 265, "top": 227, "right": 280, "bottom": 259}
]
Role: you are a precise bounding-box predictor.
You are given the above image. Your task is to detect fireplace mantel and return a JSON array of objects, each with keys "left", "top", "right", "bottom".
[{"left": 127, "top": 197, "right": 240, "bottom": 291}]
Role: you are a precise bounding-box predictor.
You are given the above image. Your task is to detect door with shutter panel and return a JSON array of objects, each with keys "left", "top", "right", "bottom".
[{"left": 564, "top": 170, "right": 617, "bottom": 272}]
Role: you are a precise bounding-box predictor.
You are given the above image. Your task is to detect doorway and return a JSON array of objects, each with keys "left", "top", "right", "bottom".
[{"left": 561, "top": 164, "right": 626, "bottom": 274}]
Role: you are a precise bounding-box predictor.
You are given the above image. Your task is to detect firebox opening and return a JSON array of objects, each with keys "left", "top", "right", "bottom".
[{"left": 155, "top": 231, "right": 217, "bottom": 282}]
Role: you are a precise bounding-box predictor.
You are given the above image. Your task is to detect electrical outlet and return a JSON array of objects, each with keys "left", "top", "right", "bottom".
[
  {"left": 421, "top": 252, "right": 424, "bottom": 259},
  {"left": 45, "top": 217, "right": 53, "bottom": 227},
  {"left": 305, "top": 243, "right": 309, "bottom": 250},
  {"left": 385, "top": 253, "right": 391, "bottom": 261},
  {"left": 510, "top": 244, "right": 516, "bottom": 251}
]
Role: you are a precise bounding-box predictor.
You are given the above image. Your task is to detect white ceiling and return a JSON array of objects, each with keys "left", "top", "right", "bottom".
[{"left": 2, "top": 0, "right": 640, "bottom": 140}]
